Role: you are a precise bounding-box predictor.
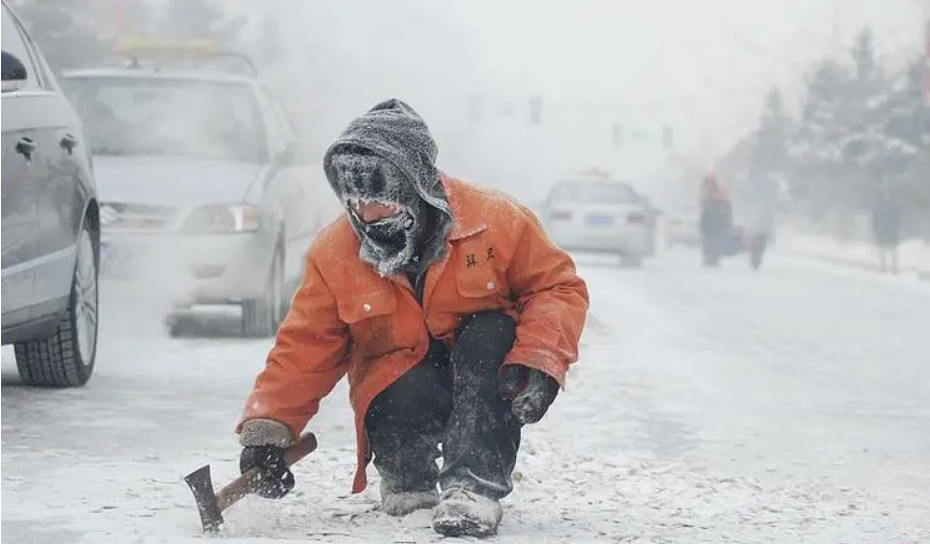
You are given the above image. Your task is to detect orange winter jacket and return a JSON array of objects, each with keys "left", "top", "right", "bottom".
[{"left": 237, "top": 175, "right": 590, "bottom": 493}]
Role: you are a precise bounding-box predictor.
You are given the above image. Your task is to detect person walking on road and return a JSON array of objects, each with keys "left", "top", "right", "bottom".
[
  {"left": 742, "top": 172, "right": 779, "bottom": 271},
  {"left": 699, "top": 172, "right": 733, "bottom": 267},
  {"left": 871, "top": 188, "right": 902, "bottom": 274}
]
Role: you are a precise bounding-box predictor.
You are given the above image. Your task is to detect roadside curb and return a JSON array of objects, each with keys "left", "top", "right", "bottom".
[{"left": 785, "top": 248, "right": 930, "bottom": 281}]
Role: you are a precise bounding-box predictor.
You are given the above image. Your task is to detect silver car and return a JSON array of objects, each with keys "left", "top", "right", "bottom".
[
  {"left": 1, "top": 1, "right": 100, "bottom": 387},
  {"left": 666, "top": 208, "right": 701, "bottom": 247},
  {"left": 542, "top": 178, "right": 654, "bottom": 266},
  {"left": 59, "top": 51, "right": 329, "bottom": 337}
]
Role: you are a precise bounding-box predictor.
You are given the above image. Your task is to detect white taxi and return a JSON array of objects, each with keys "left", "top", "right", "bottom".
[{"left": 541, "top": 172, "right": 654, "bottom": 266}]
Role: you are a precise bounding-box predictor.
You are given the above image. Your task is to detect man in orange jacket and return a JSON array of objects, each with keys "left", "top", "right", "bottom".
[{"left": 235, "top": 99, "right": 589, "bottom": 537}]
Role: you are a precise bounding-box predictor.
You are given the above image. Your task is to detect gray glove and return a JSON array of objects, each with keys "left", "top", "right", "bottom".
[
  {"left": 238, "top": 418, "right": 297, "bottom": 499},
  {"left": 498, "top": 364, "right": 560, "bottom": 424}
]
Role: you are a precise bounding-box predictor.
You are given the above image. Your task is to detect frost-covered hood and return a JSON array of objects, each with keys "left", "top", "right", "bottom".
[
  {"left": 322, "top": 99, "right": 451, "bottom": 217},
  {"left": 92, "top": 155, "right": 263, "bottom": 207},
  {"left": 321, "top": 99, "right": 453, "bottom": 277}
]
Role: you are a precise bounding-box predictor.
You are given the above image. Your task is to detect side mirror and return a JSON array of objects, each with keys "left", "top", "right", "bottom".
[{"left": 1, "top": 51, "right": 28, "bottom": 93}]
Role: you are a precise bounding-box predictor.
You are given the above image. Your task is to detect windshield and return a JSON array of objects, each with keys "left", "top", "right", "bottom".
[
  {"left": 551, "top": 181, "right": 641, "bottom": 205},
  {"left": 61, "top": 76, "right": 268, "bottom": 164}
]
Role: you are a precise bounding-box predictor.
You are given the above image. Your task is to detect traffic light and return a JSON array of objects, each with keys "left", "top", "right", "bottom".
[
  {"left": 662, "top": 124, "right": 674, "bottom": 150},
  {"left": 529, "top": 96, "right": 542, "bottom": 125}
]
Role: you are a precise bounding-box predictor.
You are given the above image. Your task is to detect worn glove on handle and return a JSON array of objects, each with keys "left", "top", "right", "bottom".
[
  {"left": 498, "top": 364, "right": 559, "bottom": 425},
  {"left": 239, "top": 445, "right": 295, "bottom": 499}
]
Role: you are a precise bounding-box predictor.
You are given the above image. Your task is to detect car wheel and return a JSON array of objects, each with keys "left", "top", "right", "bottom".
[
  {"left": 242, "top": 245, "right": 284, "bottom": 338},
  {"left": 14, "top": 222, "right": 99, "bottom": 387},
  {"left": 164, "top": 315, "right": 184, "bottom": 338}
]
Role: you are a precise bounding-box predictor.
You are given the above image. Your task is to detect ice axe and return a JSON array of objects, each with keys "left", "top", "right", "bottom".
[{"left": 183, "top": 432, "right": 318, "bottom": 533}]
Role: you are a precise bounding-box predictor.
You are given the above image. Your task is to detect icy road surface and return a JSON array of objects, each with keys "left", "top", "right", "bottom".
[{"left": 3, "top": 248, "right": 929, "bottom": 544}]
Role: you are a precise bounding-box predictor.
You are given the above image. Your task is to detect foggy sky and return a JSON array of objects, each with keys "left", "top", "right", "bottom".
[{"left": 224, "top": 0, "right": 926, "bottom": 200}]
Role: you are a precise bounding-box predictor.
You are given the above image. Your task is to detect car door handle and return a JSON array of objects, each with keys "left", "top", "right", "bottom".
[
  {"left": 15, "top": 137, "right": 37, "bottom": 161},
  {"left": 60, "top": 133, "right": 78, "bottom": 153}
]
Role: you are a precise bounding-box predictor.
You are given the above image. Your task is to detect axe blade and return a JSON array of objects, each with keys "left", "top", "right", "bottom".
[{"left": 184, "top": 464, "right": 224, "bottom": 533}]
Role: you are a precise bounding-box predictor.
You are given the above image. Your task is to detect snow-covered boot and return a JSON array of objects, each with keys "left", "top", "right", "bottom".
[
  {"left": 431, "top": 488, "right": 503, "bottom": 537},
  {"left": 380, "top": 480, "right": 439, "bottom": 517}
]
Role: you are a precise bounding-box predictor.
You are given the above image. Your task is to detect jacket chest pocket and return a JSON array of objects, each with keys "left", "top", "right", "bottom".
[
  {"left": 336, "top": 290, "right": 398, "bottom": 359},
  {"left": 456, "top": 265, "right": 503, "bottom": 299},
  {"left": 453, "top": 235, "right": 508, "bottom": 303}
]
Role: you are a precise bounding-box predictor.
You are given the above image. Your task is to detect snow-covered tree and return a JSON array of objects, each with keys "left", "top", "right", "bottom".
[
  {"left": 790, "top": 58, "right": 850, "bottom": 221},
  {"left": 724, "top": 27, "right": 929, "bottom": 239},
  {"left": 881, "top": 56, "right": 930, "bottom": 235},
  {"left": 881, "top": 56, "right": 930, "bottom": 175},
  {"left": 837, "top": 28, "right": 889, "bottom": 202},
  {"left": 720, "top": 87, "right": 792, "bottom": 218},
  {"left": 752, "top": 87, "right": 792, "bottom": 176}
]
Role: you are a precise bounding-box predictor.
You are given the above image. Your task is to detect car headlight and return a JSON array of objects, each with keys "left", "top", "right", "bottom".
[{"left": 182, "top": 204, "right": 260, "bottom": 233}]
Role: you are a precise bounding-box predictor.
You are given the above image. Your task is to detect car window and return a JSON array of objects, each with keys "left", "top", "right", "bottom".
[
  {"left": 17, "top": 20, "right": 54, "bottom": 90},
  {"left": 60, "top": 76, "right": 269, "bottom": 164},
  {"left": 1, "top": 3, "right": 40, "bottom": 92},
  {"left": 551, "top": 182, "right": 641, "bottom": 205}
]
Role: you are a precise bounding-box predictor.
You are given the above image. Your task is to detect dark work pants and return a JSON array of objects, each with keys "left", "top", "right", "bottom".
[{"left": 365, "top": 312, "right": 520, "bottom": 500}]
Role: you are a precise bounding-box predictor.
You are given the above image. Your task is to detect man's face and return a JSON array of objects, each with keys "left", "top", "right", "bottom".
[
  {"left": 329, "top": 148, "right": 418, "bottom": 222},
  {"left": 348, "top": 199, "right": 401, "bottom": 223}
]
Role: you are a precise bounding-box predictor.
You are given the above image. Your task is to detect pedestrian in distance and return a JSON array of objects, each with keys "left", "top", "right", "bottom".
[
  {"left": 698, "top": 171, "right": 733, "bottom": 267},
  {"left": 870, "top": 187, "right": 902, "bottom": 274}
]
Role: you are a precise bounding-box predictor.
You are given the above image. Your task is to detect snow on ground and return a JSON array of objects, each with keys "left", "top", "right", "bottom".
[
  {"left": 779, "top": 230, "right": 930, "bottom": 280},
  {"left": 3, "top": 246, "right": 930, "bottom": 543}
]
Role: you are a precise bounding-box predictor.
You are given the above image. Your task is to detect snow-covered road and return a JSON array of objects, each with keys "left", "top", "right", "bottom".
[{"left": 3, "top": 248, "right": 929, "bottom": 544}]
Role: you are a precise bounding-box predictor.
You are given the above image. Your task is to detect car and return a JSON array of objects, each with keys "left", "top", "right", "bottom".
[
  {"left": 57, "top": 37, "right": 330, "bottom": 338},
  {"left": 1, "top": 0, "right": 101, "bottom": 387},
  {"left": 665, "top": 208, "right": 701, "bottom": 247},
  {"left": 541, "top": 174, "right": 654, "bottom": 266}
]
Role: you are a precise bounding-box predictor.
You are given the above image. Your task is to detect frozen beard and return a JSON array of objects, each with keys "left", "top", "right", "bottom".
[{"left": 329, "top": 150, "right": 425, "bottom": 277}]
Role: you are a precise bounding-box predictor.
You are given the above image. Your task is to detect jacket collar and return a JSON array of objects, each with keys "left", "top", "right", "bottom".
[{"left": 442, "top": 174, "right": 488, "bottom": 241}]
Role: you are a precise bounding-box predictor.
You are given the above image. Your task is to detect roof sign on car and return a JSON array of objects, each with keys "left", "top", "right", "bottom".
[{"left": 114, "top": 35, "right": 258, "bottom": 78}]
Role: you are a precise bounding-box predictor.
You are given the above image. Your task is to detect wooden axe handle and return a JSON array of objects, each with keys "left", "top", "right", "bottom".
[{"left": 215, "top": 432, "right": 318, "bottom": 512}]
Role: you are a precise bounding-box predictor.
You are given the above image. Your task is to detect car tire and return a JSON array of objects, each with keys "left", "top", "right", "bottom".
[
  {"left": 14, "top": 222, "right": 99, "bottom": 387},
  {"left": 242, "top": 245, "right": 284, "bottom": 338},
  {"left": 164, "top": 315, "right": 184, "bottom": 338}
]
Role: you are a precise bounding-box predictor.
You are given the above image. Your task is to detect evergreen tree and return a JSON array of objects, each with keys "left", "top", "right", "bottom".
[
  {"left": 790, "top": 59, "right": 849, "bottom": 220},
  {"left": 838, "top": 27, "right": 888, "bottom": 204},
  {"left": 881, "top": 56, "right": 930, "bottom": 234},
  {"left": 722, "top": 88, "right": 792, "bottom": 216},
  {"left": 752, "top": 87, "right": 792, "bottom": 175},
  {"left": 726, "top": 28, "right": 929, "bottom": 238},
  {"left": 882, "top": 56, "right": 930, "bottom": 171}
]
